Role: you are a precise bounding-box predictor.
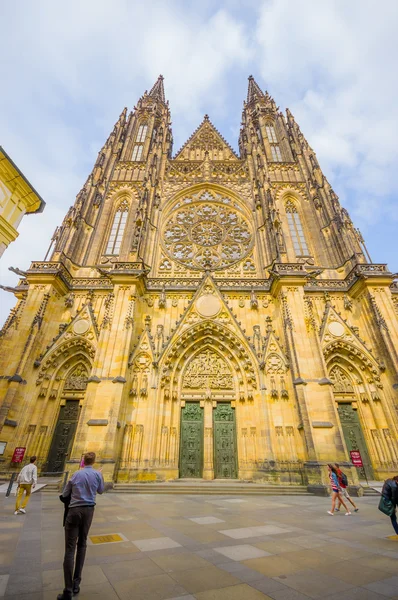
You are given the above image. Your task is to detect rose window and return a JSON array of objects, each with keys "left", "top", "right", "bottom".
[{"left": 162, "top": 194, "right": 253, "bottom": 270}]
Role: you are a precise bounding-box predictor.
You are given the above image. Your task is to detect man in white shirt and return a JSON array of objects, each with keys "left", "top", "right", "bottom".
[{"left": 14, "top": 456, "right": 37, "bottom": 515}]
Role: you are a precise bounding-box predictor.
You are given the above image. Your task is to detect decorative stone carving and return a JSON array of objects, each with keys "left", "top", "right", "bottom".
[
  {"left": 195, "top": 294, "right": 221, "bottom": 318},
  {"left": 183, "top": 349, "right": 233, "bottom": 390},
  {"left": 162, "top": 190, "right": 253, "bottom": 271},
  {"left": 330, "top": 366, "right": 354, "bottom": 393}
]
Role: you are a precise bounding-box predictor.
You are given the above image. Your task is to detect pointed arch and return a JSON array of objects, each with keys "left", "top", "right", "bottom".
[
  {"left": 329, "top": 364, "right": 354, "bottom": 394},
  {"left": 131, "top": 121, "right": 148, "bottom": 160},
  {"left": 159, "top": 320, "right": 258, "bottom": 402},
  {"left": 36, "top": 337, "right": 95, "bottom": 400},
  {"left": 105, "top": 196, "right": 130, "bottom": 255},
  {"left": 284, "top": 195, "right": 310, "bottom": 257},
  {"left": 264, "top": 120, "right": 283, "bottom": 162},
  {"left": 181, "top": 346, "right": 235, "bottom": 392}
]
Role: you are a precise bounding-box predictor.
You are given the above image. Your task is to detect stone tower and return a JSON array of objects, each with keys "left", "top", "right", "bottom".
[{"left": 1, "top": 75, "right": 397, "bottom": 490}]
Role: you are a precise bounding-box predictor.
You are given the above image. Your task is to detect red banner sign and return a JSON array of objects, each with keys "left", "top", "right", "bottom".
[
  {"left": 11, "top": 447, "right": 26, "bottom": 463},
  {"left": 350, "top": 450, "right": 363, "bottom": 467}
]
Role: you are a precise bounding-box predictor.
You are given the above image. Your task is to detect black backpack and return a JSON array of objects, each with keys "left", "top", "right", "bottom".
[{"left": 341, "top": 471, "right": 348, "bottom": 486}]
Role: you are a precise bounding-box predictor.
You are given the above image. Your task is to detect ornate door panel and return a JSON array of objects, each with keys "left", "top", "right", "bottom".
[
  {"left": 47, "top": 400, "right": 80, "bottom": 473},
  {"left": 213, "top": 404, "right": 237, "bottom": 479},
  {"left": 180, "top": 403, "right": 204, "bottom": 478},
  {"left": 337, "top": 404, "right": 374, "bottom": 479}
]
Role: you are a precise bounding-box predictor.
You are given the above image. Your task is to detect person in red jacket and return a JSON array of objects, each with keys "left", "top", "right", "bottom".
[{"left": 334, "top": 463, "right": 359, "bottom": 513}]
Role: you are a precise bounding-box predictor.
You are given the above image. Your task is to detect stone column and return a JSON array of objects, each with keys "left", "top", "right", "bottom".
[{"left": 203, "top": 399, "right": 214, "bottom": 479}]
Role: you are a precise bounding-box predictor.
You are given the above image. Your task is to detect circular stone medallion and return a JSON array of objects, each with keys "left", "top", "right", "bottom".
[
  {"left": 328, "top": 321, "right": 345, "bottom": 337},
  {"left": 196, "top": 294, "right": 222, "bottom": 318},
  {"left": 73, "top": 319, "right": 90, "bottom": 335}
]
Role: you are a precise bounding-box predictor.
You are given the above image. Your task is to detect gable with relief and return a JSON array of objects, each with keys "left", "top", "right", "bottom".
[
  {"left": 174, "top": 116, "right": 239, "bottom": 162},
  {"left": 329, "top": 365, "right": 354, "bottom": 394},
  {"left": 182, "top": 349, "right": 234, "bottom": 390}
]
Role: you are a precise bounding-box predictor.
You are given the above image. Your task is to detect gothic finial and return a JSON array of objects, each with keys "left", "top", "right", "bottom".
[
  {"left": 247, "top": 75, "right": 265, "bottom": 104},
  {"left": 148, "top": 75, "right": 166, "bottom": 103}
]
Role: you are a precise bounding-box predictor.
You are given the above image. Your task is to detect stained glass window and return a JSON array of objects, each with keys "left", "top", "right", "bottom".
[
  {"left": 285, "top": 200, "right": 309, "bottom": 256},
  {"left": 105, "top": 201, "right": 129, "bottom": 255}
]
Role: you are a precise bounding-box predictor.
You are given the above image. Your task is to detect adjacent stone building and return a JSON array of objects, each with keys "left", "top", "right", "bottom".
[
  {"left": 0, "top": 76, "right": 397, "bottom": 490},
  {"left": 0, "top": 146, "right": 44, "bottom": 258}
]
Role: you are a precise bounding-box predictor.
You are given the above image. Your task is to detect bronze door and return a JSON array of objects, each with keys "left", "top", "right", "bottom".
[
  {"left": 47, "top": 400, "right": 80, "bottom": 473},
  {"left": 337, "top": 404, "right": 374, "bottom": 480},
  {"left": 179, "top": 403, "right": 204, "bottom": 478},
  {"left": 213, "top": 403, "right": 237, "bottom": 479}
]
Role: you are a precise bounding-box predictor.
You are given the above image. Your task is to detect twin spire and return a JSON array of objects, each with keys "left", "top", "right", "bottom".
[
  {"left": 144, "top": 74, "right": 272, "bottom": 108},
  {"left": 148, "top": 74, "right": 166, "bottom": 103}
]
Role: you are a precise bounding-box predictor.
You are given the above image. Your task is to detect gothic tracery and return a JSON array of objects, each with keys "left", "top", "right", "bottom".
[{"left": 162, "top": 191, "right": 253, "bottom": 270}]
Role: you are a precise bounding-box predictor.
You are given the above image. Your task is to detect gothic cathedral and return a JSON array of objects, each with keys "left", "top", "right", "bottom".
[{"left": 1, "top": 76, "right": 397, "bottom": 491}]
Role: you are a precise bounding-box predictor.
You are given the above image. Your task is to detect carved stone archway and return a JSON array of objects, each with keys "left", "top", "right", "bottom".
[
  {"left": 325, "top": 346, "right": 398, "bottom": 477},
  {"left": 158, "top": 320, "right": 258, "bottom": 479},
  {"left": 33, "top": 339, "right": 94, "bottom": 471}
]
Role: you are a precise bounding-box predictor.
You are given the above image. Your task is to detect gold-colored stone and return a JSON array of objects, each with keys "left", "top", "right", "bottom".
[
  {"left": 0, "top": 76, "right": 397, "bottom": 491},
  {"left": 89, "top": 534, "right": 124, "bottom": 544},
  {"left": 0, "top": 147, "right": 44, "bottom": 258}
]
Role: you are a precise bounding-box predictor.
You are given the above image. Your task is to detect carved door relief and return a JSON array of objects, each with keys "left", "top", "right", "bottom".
[
  {"left": 179, "top": 403, "right": 204, "bottom": 478},
  {"left": 337, "top": 404, "right": 373, "bottom": 480},
  {"left": 47, "top": 400, "right": 80, "bottom": 473},
  {"left": 213, "top": 403, "right": 237, "bottom": 479}
]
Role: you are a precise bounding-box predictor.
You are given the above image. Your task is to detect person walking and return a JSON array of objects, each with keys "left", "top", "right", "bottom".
[
  {"left": 57, "top": 452, "right": 104, "bottom": 600},
  {"left": 14, "top": 456, "right": 37, "bottom": 515},
  {"left": 334, "top": 463, "right": 359, "bottom": 513},
  {"left": 327, "top": 463, "right": 351, "bottom": 516},
  {"left": 380, "top": 475, "right": 398, "bottom": 535}
]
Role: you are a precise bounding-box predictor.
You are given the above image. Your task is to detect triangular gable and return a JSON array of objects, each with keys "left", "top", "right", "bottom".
[
  {"left": 262, "top": 330, "right": 289, "bottom": 374},
  {"left": 129, "top": 326, "right": 155, "bottom": 367},
  {"left": 320, "top": 304, "right": 381, "bottom": 368},
  {"left": 174, "top": 115, "right": 239, "bottom": 161},
  {"left": 35, "top": 304, "right": 98, "bottom": 365},
  {"left": 158, "top": 274, "right": 256, "bottom": 364}
]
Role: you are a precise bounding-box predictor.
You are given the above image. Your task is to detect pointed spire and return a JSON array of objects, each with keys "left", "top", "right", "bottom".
[
  {"left": 149, "top": 74, "right": 166, "bottom": 103},
  {"left": 247, "top": 75, "right": 265, "bottom": 103}
]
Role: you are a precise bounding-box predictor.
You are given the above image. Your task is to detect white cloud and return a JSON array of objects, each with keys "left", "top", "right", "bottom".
[{"left": 1, "top": 0, "right": 397, "bottom": 324}]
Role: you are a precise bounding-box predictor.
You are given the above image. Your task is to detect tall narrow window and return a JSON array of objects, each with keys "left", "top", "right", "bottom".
[
  {"left": 271, "top": 145, "right": 282, "bottom": 162},
  {"left": 285, "top": 200, "right": 309, "bottom": 256},
  {"left": 131, "top": 123, "right": 147, "bottom": 160},
  {"left": 136, "top": 124, "right": 148, "bottom": 142},
  {"left": 265, "top": 125, "right": 277, "bottom": 143},
  {"left": 266, "top": 124, "right": 283, "bottom": 162},
  {"left": 105, "top": 200, "right": 129, "bottom": 255},
  {"left": 132, "top": 145, "right": 143, "bottom": 161}
]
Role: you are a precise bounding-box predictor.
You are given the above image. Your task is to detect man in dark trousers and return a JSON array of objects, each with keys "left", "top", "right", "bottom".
[{"left": 57, "top": 452, "right": 104, "bottom": 600}]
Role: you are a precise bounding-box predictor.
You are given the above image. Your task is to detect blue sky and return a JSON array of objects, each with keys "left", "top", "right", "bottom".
[{"left": 1, "top": 0, "right": 397, "bottom": 324}]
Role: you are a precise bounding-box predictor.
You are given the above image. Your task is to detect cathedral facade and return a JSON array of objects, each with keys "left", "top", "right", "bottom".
[{"left": 1, "top": 76, "right": 397, "bottom": 490}]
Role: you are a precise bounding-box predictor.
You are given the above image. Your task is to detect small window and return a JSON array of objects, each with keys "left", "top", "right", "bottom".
[
  {"left": 136, "top": 124, "right": 148, "bottom": 143},
  {"left": 285, "top": 200, "right": 309, "bottom": 256},
  {"left": 105, "top": 202, "right": 129, "bottom": 255},
  {"left": 132, "top": 145, "right": 143, "bottom": 161},
  {"left": 265, "top": 125, "right": 278, "bottom": 143},
  {"left": 271, "top": 145, "right": 282, "bottom": 162}
]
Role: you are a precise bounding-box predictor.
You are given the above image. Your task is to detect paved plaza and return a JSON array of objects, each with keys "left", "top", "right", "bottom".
[{"left": 1, "top": 491, "right": 398, "bottom": 599}]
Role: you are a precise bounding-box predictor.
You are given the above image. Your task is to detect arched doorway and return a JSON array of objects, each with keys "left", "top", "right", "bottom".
[
  {"left": 179, "top": 348, "right": 238, "bottom": 479},
  {"left": 329, "top": 364, "right": 374, "bottom": 480},
  {"left": 46, "top": 363, "right": 89, "bottom": 473}
]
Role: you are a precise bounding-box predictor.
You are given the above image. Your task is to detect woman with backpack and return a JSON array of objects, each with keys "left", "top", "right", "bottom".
[
  {"left": 327, "top": 464, "right": 351, "bottom": 516},
  {"left": 334, "top": 463, "right": 359, "bottom": 513},
  {"left": 379, "top": 475, "right": 398, "bottom": 535}
]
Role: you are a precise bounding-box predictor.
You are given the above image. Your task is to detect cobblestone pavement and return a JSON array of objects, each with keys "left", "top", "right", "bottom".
[{"left": 1, "top": 491, "right": 398, "bottom": 599}]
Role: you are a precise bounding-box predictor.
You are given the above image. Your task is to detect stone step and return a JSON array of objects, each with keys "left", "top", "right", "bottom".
[
  {"left": 111, "top": 483, "right": 312, "bottom": 495},
  {"left": 362, "top": 488, "right": 381, "bottom": 496},
  {"left": 40, "top": 484, "right": 61, "bottom": 493}
]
